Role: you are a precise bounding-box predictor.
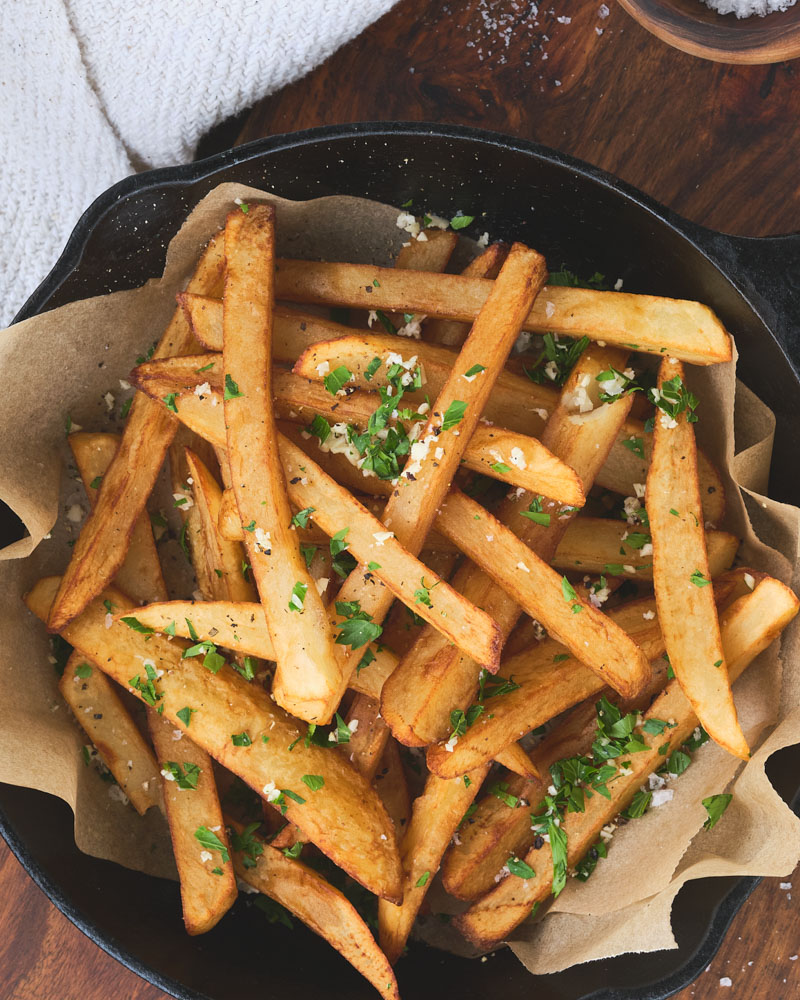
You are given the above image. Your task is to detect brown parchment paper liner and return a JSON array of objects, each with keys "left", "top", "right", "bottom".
[{"left": 1, "top": 183, "right": 798, "bottom": 972}]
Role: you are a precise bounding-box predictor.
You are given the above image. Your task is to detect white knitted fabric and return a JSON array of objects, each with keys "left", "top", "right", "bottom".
[{"left": 0, "top": 0, "right": 396, "bottom": 325}]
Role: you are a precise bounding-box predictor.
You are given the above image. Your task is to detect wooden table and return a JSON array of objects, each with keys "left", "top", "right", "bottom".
[{"left": 4, "top": 2, "right": 799, "bottom": 998}]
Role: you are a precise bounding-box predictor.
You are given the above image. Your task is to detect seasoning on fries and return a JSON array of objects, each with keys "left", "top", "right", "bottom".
[{"left": 25, "top": 199, "right": 798, "bottom": 995}]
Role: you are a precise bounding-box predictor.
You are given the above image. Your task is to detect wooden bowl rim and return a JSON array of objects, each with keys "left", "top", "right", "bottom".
[{"left": 618, "top": 0, "right": 800, "bottom": 63}]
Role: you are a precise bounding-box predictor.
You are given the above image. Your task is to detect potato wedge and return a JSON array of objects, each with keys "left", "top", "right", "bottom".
[
  {"left": 148, "top": 709, "right": 237, "bottom": 934},
  {"left": 435, "top": 489, "right": 651, "bottom": 700},
  {"left": 230, "top": 821, "right": 399, "bottom": 1000},
  {"left": 223, "top": 206, "right": 341, "bottom": 723},
  {"left": 344, "top": 693, "right": 389, "bottom": 782},
  {"left": 59, "top": 652, "right": 161, "bottom": 816},
  {"left": 378, "top": 763, "right": 491, "bottom": 964},
  {"left": 648, "top": 358, "right": 748, "bottom": 760},
  {"left": 131, "top": 360, "right": 584, "bottom": 504},
  {"left": 381, "top": 346, "right": 637, "bottom": 748},
  {"left": 455, "top": 576, "right": 798, "bottom": 949},
  {"left": 25, "top": 578, "right": 402, "bottom": 902},
  {"left": 47, "top": 234, "right": 225, "bottom": 631},
  {"left": 552, "top": 516, "right": 738, "bottom": 580},
  {"left": 272, "top": 258, "right": 732, "bottom": 364}
]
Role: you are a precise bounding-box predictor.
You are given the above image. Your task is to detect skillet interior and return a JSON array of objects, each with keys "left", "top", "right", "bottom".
[{"left": 3, "top": 123, "right": 799, "bottom": 1000}]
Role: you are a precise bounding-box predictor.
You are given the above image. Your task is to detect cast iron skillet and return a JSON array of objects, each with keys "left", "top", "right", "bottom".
[{"left": 2, "top": 123, "right": 799, "bottom": 1000}]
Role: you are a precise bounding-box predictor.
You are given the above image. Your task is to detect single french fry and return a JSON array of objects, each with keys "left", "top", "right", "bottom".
[
  {"left": 374, "top": 739, "right": 411, "bottom": 836},
  {"left": 47, "top": 234, "right": 225, "bottom": 631},
  {"left": 648, "top": 358, "right": 748, "bottom": 760},
  {"left": 425, "top": 243, "right": 508, "bottom": 346},
  {"left": 378, "top": 763, "right": 491, "bottom": 965},
  {"left": 344, "top": 694, "right": 389, "bottom": 782},
  {"left": 493, "top": 743, "right": 541, "bottom": 780},
  {"left": 183, "top": 450, "right": 259, "bottom": 605},
  {"left": 148, "top": 710, "right": 237, "bottom": 934},
  {"left": 217, "top": 485, "right": 458, "bottom": 553},
  {"left": 455, "top": 576, "right": 798, "bottom": 948},
  {"left": 552, "top": 516, "right": 738, "bottom": 580},
  {"left": 59, "top": 652, "right": 161, "bottom": 816},
  {"left": 131, "top": 360, "right": 584, "bottom": 504},
  {"left": 223, "top": 206, "right": 341, "bottom": 723},
  {"left": 435, "top": 488, "right": 651, "bottom": 700},
  {"left": 381, "top": 346, "right": 637, "bottom": 748},
  {"left": 272, "top": 258, "right": 733, "bottom": 365},
  {"left": 109, "top": 599, "right": 396, "bottom": 701},
  {"left": 230, "top": 821, "right": 399, "bottom": 1000},
  {"left": 69, "top": 432, "right": 168, "bottom": 604},
  {"left": 395, "top": 227, "right": 458, "bottom": 271},
  {"left": 25, "top": 578, "right": 402, "bottom": 902},
  {"left": 425, "top": 578, "right": 743, "bottom": 780}
]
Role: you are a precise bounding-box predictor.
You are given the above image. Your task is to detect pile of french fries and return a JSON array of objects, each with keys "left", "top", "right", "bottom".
[{"left": 28, "top": 201, "right": 799, "bottom": 998}]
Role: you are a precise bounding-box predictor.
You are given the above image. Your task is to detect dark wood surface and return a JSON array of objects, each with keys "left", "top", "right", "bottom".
[{"left": 4, "top": 2, "right": 800, "bottom": 998}]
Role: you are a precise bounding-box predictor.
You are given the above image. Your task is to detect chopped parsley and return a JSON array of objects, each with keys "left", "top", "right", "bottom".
[
  {"left": 291, "top": 507, "right": 314, "bottom": 529},
  {"left": 334, "top": 600, "right": 383, "bottom": 649},
  {"left": 330, "top": 527, "right": 357, "bottom": 579},
  {"left": 163, "top": 393, "right": 178, "bottom": 413},
  {"left": 491, "top": 782, "right": 519, "bottom": 809},
  {"left": 74, "top": 662, "right": 93, "bottom": 679},
  {"left": 450, "top": 214, "right": 474, "bottom": 230},
  {"left": 176, "top": 706, "right": 196, "bottom": 727},
  {"left": 520, "top": 495, "right": 550, "bottom": 526},
  {"left": 415, "top": 870, "right": 431, "bottom": 887},
  {"left": 689, "top": 569, "right": 710, "bottom": 588},
  {"left": 231, "top": 732, "right": 252, "bottom": 747},
  {"left": 323, "top": 365, "right": 352, "bottom": 396},
  {"left": 702, "top": 793, "right": 732, "bottom": 830},
  {"left": 507, "top": 856, "right": 536, "bottom": 879},
  {"left": 120, "top": 616, "right": 154, "bottom": 635},
  {"left": 464, "top": 363, "right": 486, "bottom": 378},
  {"left": 194, "top": 826, "right": 230, "bottom": 864},
  {"left": 162, "top": 761, "right": 200, "bottom": 790},
  {"left": 288, "top": 581, "right": 307, "bottom": 612},
  {"left": 364, "top": 356, "right": 382, "bottom": 381},
  {"left": 560, "top": 576, "right": 582, "bottom": 614},
  {"left": 491, "top": 462, "right": 511, "bottom": 475},
  {"left": 622, "top": 436, "right": 645, "bottom": 460},
  {"left": 648, "top": 375, "right": 698, "bottom": 424},
  {"left": 89, "top": 476, "right": 102, "bottom": 489},
  {"left": 442, "top": 400, "right": 467, "bottom": 431},
  {"left": 524, "top": 333, "right": 590, "bottom": 388},
  {"left": 302, "top": 774, "right": 325, "bottom": 792},
  {"left": 230, "top": 822, "right": 263, "bottom": 869},
  {"left": 223, "top": 374, "right": 244, "bottom": 400}
]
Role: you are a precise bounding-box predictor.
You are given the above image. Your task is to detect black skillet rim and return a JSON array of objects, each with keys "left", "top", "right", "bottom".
[{"left": 3, "top": 120, "right": 794, "bottom": 1000}]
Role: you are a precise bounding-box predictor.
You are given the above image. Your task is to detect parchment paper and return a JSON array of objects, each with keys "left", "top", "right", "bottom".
[{"left": 1, "top": 183, "right": 798, "bottom": 975}]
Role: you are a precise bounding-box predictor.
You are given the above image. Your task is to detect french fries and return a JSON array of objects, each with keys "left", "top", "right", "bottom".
[
  {"left": 648, "top": 358, "right": 748, "bottom": 760},
  {"left": 230, "top": 820, "right": 399, "bottom": 1000},
  {"left": 378, "top": 764, "right": 491, "bottom": 964},
  {"left": 26, "top": 578, "right": 402, "bottom": 902},
  {"left": 47, "top": 235, "right": 225, "bottom": 631},
  {"left": 29, "top": 202, "right": 798, "bottom": 987},
  {"left": 59, "top": 652, "right": 161, "bottom": 815},
  {"left": 148, "top": 710, "right": 237, "bottom": 934},
  {"left": 381, "top": 345, "right": 637, "bottom": 748},
  {"left": 455, "top": 576, "right": 799, "bottom": 949},
  {"left": 130, "top": 359, "right": 585, "bottom": 504},
  {"left": 551, "top": 515, "right": 738, "bottom": 579},
  {"left": 435, "top": 489, "right": 651, "bottom": 700},
  {"left": 272, "top": 258, "right": 733, "bottom": 364},
  {"left": 223, "top": 206, "right": 341, "bottom": 723}
]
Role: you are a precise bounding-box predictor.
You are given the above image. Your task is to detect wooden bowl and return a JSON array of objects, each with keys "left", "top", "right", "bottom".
[{"left": 618, "top": 0, "right": 800, "bottom": 62}]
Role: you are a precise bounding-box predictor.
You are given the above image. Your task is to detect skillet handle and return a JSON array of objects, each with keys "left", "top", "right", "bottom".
[{"left": 687, "top": 227, "right": 800, "bottom": 377}]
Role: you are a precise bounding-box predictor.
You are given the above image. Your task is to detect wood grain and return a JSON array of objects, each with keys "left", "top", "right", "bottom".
[{"left": 4, "top": 1, "right": 799, "bottom": 998}]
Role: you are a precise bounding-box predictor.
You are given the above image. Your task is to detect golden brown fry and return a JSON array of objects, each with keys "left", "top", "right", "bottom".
[
  {"left": 47, "top": 234, "right": 225, "bottom": 631},
  {"left": 436, "top": 489, "right": 651, "bottom": 700},
  {"left": 272, "top": 258, "right": 733, "bottom": 364},
  {"left": 344, "top": 693, "right": 390, "bottom": 782},
  {"left": 455, "top": 575, "right": 799, "bottom": 949},
  {"left": 69, "top": 432, "right": 168, "bottom": 604},
  {"left": 25, "top": 578, "right": 402, "bottom": 902},
  {"left": 59, "top": 652, "right": 161, "bottom": 816},
  {"left": 381, "top": 346, "right": 636, "bottom": 748},
  {"left": 648, "top": 357, "right": 748, "bottom": 760},
  {"left": 374, "top": 739, "right": 411, "bottom": 837},
  {"left": 395, "top": 228, "right": 458, "bottom": 271},
  {"left": 493, "top": 743, "right": 541, "bottom": 780},
  {"left": 148, "top": 710, "right": 237, "bottom": 934},
  {"left": 425, "top": 243, "right": 508, "bottom": 346},
  {"left": 223, "top": 206, "right": 341, "bottom": 723},
  {"left": 378, "top": 764, "right": 491, "bottom": 964},
  {"left": 552, "top": 516, "right": 738, "bottom": 580},
  {"left": 217, "top": 485, "right": 458, "bottom": 553},
  {"left": 131, "top": 359, "right": 584, "bottom": 504},
  {"left": 111, "top": 599, "right": 397, "bottom": 701},
  {"left": 230, "top": 821, "right": 399, "bottom": 1000}
]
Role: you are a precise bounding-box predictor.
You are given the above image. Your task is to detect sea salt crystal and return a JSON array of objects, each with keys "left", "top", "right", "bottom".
[
  {"left": 703, "top": 0, "right": 797, "bottom": 16},
  {"left": 651, "top": 788, "right": 674, "bottom": 808},
  {"left": 719, "top": 977, "right": 732, "bottom": 988}
]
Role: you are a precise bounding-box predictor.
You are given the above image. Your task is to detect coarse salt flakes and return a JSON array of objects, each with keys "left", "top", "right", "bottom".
[
  {"left": 67, "top": 504, "right": 84, "bottom": 523},
  {"left": 194, "top": 381, "right": 211, "bottom": 397},
  {"left": 744, "top": 572, "right": 755, "bottom": 590},
  {"left": 545, "top": 300, "right": 555, "bottom": 318},
  {"left": 104, "top": 612, "right": 113, "bottom": 629},
  {"left": 372, "top": 531, "right": 394, "bottom": 545},
  {"left": 315, "top": 361, "right": 330, "bottom": 376},
  {"left": 104, "top": 391, "right": 115, "bottom": 411},
  {"left": 643, "top": 610, "right": 655, "bottom": 620},
  {"left": 719, "top": 977, "right": 732, "bottom": 988},
  {"left": 704, "top": 0, "right": 797, "bottom": 16},
  {"left": 517, "top": 561, "right": 530, "bottom": 573},
  {"left": 477, "top": 232, "right": 489, "bottom": 248},
  {"left": 315, "top": 577, "right": 329, "bottom": 596},
  {"left": 160, "top": 768, "right": 176, "bottom": 782},
  {"left": 348, "top": 719, "right": 359, "bottom": 733},
  {"left": 651, "top": 788, "right": 674, "bottom": 808},
  {"left": 633, "top": 482, "right": 646, "bottom": 498}
]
